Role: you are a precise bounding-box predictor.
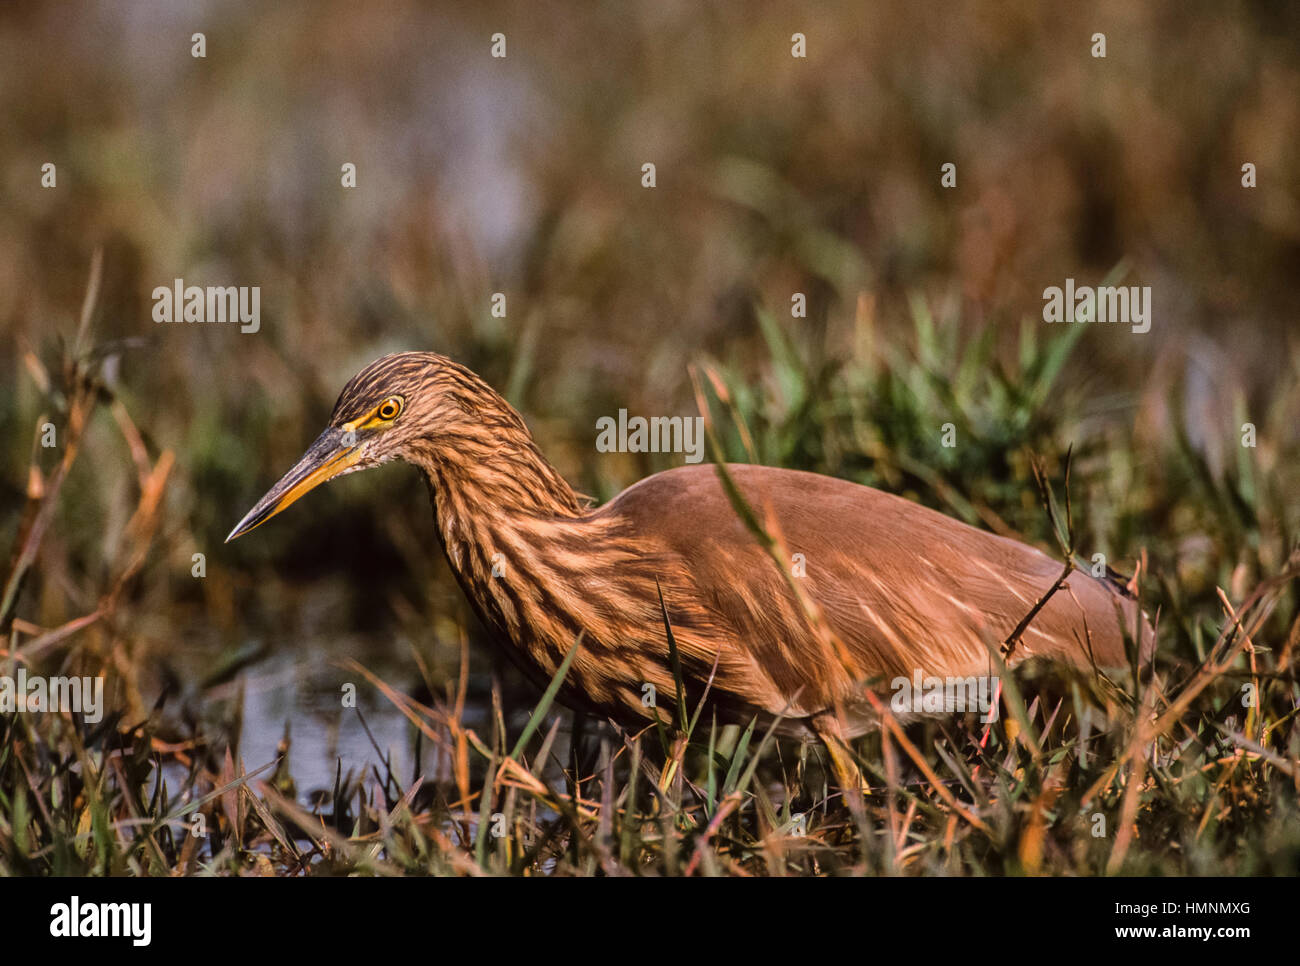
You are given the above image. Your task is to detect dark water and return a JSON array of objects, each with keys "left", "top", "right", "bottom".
[
  {"left": 225, "top": 630, "right": 512, "bottom": 804},
  {"left": 234, "top": 645, "right": 424, "bottom": 798}
]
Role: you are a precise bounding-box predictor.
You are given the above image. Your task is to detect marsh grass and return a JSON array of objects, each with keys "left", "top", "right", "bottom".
[{"left": 2, "top": 265, "right": 1298, "bottom": 877}]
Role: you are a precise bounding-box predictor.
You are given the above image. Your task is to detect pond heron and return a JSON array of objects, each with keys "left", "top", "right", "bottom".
[{"left": 228, "top": 352, "right": 1153, "bottom": 788}]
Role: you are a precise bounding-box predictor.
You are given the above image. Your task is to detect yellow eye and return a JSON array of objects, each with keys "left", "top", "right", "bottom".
[{"left": 377, "top": 397, "right": 403, "bottom": 421}]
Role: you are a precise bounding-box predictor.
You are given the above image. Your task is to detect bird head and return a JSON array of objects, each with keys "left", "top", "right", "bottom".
[{"left": 225, "top": 352, "right": 459, "bottom": 542}]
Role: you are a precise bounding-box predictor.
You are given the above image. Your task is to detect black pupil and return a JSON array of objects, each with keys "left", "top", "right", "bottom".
[{"left": 381, "top": 403, "right": 396, "bottom": 418}]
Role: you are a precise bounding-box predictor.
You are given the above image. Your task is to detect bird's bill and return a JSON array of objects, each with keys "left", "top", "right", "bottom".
[{"left": 225, "top": 428, "right": 360, "bottom": 542}]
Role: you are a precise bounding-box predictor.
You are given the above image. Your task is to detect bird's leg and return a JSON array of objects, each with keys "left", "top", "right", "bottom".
[
  {"left": 658, "top": 732, "right": 690, "bottom": 794},
  {"left": 811, "top": 712, "right": 869, "bottom": 802}
]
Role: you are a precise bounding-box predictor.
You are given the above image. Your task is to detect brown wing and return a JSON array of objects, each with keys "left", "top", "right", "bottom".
[{"left": 604, "top": 464, "right": 1153, "bottom": 722}]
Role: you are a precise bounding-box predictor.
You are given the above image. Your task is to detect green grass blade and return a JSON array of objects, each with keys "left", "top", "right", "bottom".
[{"left": 510, "top": 632, "right": 584, "bottom": 760}]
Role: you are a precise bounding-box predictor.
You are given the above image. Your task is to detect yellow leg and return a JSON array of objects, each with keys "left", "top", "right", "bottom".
[{"left": 812, "top": 714, "right": 870, "bottom": 802}]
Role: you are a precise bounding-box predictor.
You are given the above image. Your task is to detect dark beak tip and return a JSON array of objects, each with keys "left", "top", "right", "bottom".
[{"left": 225, "top": 504, "right": 268, "bottom": 543}]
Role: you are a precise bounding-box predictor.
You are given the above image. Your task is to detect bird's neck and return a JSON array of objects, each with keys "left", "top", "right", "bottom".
[
  {"left": 413, "top": 433, "right": 582, "bottom": 520},
  {"left": 404, "top": 405, "right": 590, "bottom": 664}
]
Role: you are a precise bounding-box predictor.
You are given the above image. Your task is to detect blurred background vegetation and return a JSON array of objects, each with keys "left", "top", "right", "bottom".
[{"left": 1, "top": 0, "right": 1298, "bottom": 873}]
